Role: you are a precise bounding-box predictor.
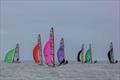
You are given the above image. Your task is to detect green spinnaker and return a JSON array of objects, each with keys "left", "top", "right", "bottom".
[
  {"left": 4, "top": 49, "right": 15, "bottom": 63},
  {"left": 85, "top": 49, "right": 91, "bottom": 63}
]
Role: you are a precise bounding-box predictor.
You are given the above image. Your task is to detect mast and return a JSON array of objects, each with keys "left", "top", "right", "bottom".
[
  {"left": 89, "top": 43, "right": 92, "bottom": 63},
  {"left": 50, "top": 27, "right": 55, "bottom": 67},
  {"left": 13, "top": 43, "right": 19, "bottom": 63},
  {"left": 38, "top": 34, "right": 43, "bottom": 65}
]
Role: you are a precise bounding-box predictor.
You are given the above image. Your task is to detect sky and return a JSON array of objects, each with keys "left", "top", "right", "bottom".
[{"left": 0, "top": 0, "right": 120, "bottom": 61}]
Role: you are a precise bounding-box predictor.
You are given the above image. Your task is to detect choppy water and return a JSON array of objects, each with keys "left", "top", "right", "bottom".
[{"left": 0, "top": 61, "right": 120, "bottom": 80}]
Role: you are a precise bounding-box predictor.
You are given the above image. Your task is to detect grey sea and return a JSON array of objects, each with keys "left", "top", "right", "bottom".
[{"left": 0, "top": 61, "right": 120, "bottom": 80}]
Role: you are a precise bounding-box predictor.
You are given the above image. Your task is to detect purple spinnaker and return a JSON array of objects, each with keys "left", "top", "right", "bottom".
[{"left": 57, "top": 45, "right": 64, "bottom": 63}]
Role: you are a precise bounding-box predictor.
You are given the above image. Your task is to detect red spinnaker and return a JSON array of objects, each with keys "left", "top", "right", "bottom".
[{"left": 33, "top": 43, "right": 40, "bottom": 64}]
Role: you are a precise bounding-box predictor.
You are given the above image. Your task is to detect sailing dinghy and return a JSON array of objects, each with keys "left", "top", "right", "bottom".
[
  {"left": 57, "top": 37, "right": 68, "bottom": 66},
  {"left": 43, "top": 27, "right": 55, "bottom": 67},
  {"left": 4, "top": 43, "right": 20, "bottom": 63},
  {"left": 107, "top": 42, "right": 118, "bottom": 64},
  {"left": 33, "top": 34, "right": 43, "bottom": 65}
]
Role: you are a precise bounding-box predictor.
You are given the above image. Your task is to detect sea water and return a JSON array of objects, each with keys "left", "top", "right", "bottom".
[{"left": 0, "top": 61, "right": 120, "bottom": 80}]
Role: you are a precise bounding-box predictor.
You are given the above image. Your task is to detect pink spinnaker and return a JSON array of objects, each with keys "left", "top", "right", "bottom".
[{"left": 43, "top": 39, "right": 53, "bottom": 65}]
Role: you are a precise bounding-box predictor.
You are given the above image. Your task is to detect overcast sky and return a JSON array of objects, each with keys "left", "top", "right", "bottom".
[{"left": 0, "top": 0, "right": 120, "bottom": 61}]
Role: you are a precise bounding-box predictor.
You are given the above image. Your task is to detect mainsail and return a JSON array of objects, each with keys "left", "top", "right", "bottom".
[
  {"left": 4, "top": 49, "right": 15, "bottom": 63},
  {"left": 57, "top": 38, "right": 64, "bottom": 63},
  {"left": 50, "top": 27, "right": 55, "bottom": 67},
  {"left": 13, "top": 43, "right": 19, "bottom": 62}
]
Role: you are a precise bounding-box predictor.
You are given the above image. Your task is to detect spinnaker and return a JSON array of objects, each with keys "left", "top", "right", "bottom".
[
  {"left": 85, "top": 44, "right": 92, "bottom": 63},
  {"left": 43, "top": 39, "right": 53, "bottom": 65},
  {"left": 57, "top": 38, "right": 65, "bottom": 63},
  {"left": 85, "top": 49, "right": 91, "bottom": 63},
  {"left": 33, "top": 43, "right": 40, "bottom": 64},
  {"left": 77, "top": 44, "right": 84, "bottom": 63},
  {"left": 4, "top": 49, "right": 15, "bottom": 63}
]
